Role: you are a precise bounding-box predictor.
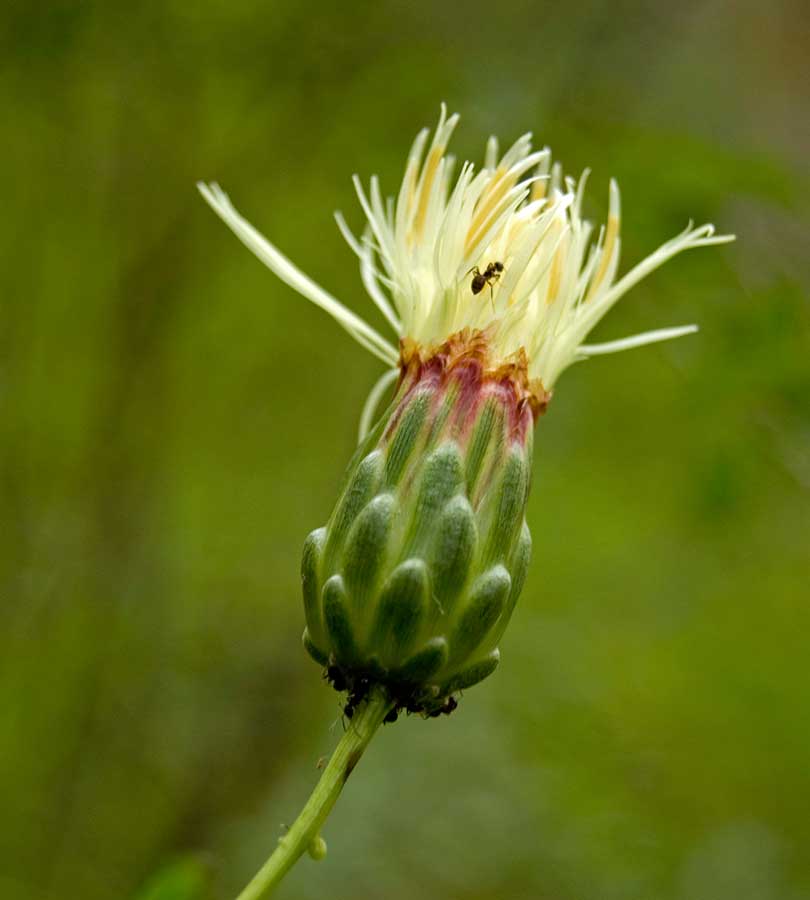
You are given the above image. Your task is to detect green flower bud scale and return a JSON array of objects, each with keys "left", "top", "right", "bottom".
[{"left": 302, "top": 332, "right": 543, "bottom": 717}]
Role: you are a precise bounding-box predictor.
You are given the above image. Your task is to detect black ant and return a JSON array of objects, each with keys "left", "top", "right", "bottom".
[{"left": 466, "top": 261, "right": 504, "bottom": 302}]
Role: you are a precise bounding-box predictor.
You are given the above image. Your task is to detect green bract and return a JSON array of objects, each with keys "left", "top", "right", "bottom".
[{"left": 301, "top": 343, "right": 534, "bottom": 716}]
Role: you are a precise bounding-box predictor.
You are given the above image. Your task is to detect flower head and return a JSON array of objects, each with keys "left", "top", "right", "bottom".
[
  {"left": 199, "top": 105, "right": 732, "bottom": 427},
  {"left": 198, "top": 108, "right": 733, "bottom": 717}
]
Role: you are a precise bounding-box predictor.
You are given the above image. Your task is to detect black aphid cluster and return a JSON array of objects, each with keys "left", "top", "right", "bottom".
[{"left": 325, "top": 664, "right": 459, "bottom": 725}]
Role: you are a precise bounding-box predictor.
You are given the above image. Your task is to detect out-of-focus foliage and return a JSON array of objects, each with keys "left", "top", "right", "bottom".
[
  {"left": 134, "top": 857, "right": 213, "bottom": 900},
  {"left": 1, "top": 1, "right": 808, "bottom": 899}
]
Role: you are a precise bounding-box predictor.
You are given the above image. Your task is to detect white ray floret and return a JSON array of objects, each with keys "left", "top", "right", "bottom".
[
  {"left": 198, "top": 106, "right": 734, "bottom": 393},
  {"left": 197, "top": 182, "right": 398, "bottom": 366}
]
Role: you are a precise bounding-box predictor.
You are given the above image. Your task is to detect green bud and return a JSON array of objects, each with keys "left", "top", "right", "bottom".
[
  {"left": 301, "top": 350, "right": 536, "bottom": 716},
  {"left": 307, "top": 834, "right": 328, "bottom": 861}
]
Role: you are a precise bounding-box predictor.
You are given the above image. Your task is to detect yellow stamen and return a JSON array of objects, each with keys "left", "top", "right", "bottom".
[
  {"left": 464, "top": 166, "right": 519, "bottom": 254},
  {"left": 585, "top": 180, "right": 620, "bottom": 301},
  {"left": 584, "top": 214, "right": 618, "bottom": 301},
  {"left": 531, "top": 178, "right": 547, "bottom": 203},
  {"left": 412, "top": 145, "right": 444, "bottom": 241},
  {"left": 545, "top": 231, "right": 567, "bottom": 305}
]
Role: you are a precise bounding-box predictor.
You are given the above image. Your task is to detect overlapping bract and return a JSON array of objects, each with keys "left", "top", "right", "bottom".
[{"left": 301, "top": 355, "right": 533, "bottom": 713}]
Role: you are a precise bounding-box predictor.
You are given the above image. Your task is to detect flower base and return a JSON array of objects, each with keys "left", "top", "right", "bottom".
[{"left": 302, "top": 332, "right": 537, "bottom": 717}]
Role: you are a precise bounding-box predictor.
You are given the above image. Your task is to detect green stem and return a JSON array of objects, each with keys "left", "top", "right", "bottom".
[{"left": 235, "top": 689, "right": 393, "bottom": 900}]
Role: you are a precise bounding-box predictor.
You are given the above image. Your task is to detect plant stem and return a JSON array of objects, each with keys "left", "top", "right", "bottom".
[{"left": 235, "top": 689, "right": 393, "bottom": 900}]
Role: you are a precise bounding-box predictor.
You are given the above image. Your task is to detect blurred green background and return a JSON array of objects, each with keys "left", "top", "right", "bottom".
[{"left": 2, "top": 1, "right": 809, "bottom": 898}]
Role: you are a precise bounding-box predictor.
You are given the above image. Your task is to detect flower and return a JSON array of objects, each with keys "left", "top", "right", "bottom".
[
  {"left": 198, "top": 107, "right": 733, "bottom": 716},
  {"left": 198, "top": 104, "right": 732, "bottom": 434}
]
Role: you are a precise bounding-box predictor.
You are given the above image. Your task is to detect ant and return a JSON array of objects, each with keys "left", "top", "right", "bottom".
[{"left": 466, "top": 261, "right": 504, "bottom": 305}]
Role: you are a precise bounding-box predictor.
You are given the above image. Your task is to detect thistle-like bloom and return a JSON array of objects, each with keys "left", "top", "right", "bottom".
[{"left": 198, "top": 107, "right": 732, "bottom": 718}]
